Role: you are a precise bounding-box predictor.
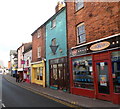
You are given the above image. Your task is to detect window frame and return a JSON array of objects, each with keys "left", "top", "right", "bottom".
[
  {"left": 75, "top": 0, "right": 84, "bottom": 11},
  {"left": 77, "top": 23, "right": 86, "bottom": 44},
  {"left": 51, "top": 18, "right": 56, "bottom": 28},
  {"left": 37, "top": 29, "right": 41, "bottom": 38},
  {"left": 37, "top": 46, "right": 41, "bottom": 58}
]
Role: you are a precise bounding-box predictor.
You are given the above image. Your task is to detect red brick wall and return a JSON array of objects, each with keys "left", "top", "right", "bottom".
[
  {"left": 66, "top": 2, "right": 120, "bottom": 49},
  {"left": 32, "top": 26, "right": 46, "bottom": 62}
]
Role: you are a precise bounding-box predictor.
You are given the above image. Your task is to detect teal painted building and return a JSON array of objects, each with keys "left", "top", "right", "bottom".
[{"left": 46, "top": 7, "right": 69, "bottom": 91}]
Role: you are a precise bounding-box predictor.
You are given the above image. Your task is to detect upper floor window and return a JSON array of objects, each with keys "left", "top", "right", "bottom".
[
  {"left": 37, "top": 29, "right": 41, "bottom": 38},
  {"left": 75, "top": 0, "right": 84, "bottom": 11},
  {"left": 51, "top": 19, "right": 56, "bottom": 28},
  {"left": 52, "top": 38, "right": 56, "bottom": 46},
  {"left": 37, "top": 46, "right": 41, "bottom": 58},
  {"left": 77, "top": 23, "right": 86, "bottom": 44}
]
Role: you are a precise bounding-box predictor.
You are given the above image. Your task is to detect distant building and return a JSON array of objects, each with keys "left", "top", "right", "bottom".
[
  {"left": 23, "top": 42, "right": 32, "bottom": 83},
  {"left": 10, "top": 50, "right": 17, "bottom": 77},
  {"left": 17, "top": 42, "right": 32, "bottom": 81}
]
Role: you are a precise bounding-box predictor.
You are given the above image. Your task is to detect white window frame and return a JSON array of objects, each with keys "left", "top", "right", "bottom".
[
  {"left": 37, "top": 29, "right": 41, "bottom": 38},
  {"left": 37, "top": 46, "right": 41, "bottom": 58},
  {"left": 75, "top": 0, "right": 84, "bottom": 11},
  {"left": 51, "top": 19, "right": 56, "bottom": 28},
  {"left": 77, "top": 23, "right": 86, "bottom": 44}
]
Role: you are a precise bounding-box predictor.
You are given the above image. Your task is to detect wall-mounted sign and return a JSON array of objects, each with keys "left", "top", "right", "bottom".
[
  {"left": 21, "top": 60, "right": 25, "bottom": 64},
  {"left": 90, "top": 41, "right": 110, "bottom": 51},
  {"left": 72, "top": 49, "right": 77, "bottom": 56}
]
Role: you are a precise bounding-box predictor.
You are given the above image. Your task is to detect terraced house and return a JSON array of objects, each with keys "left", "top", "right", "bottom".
[
  {"left": 66, "top": 1, "right": 120, "bottom": 104},
  {"left": 45, "top": 2, "right": 69, "bottom": 91}
]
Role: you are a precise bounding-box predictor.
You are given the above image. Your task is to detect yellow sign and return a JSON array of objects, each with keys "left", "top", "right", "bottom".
[{"left": 90, "top": 41, "right": 110, "bottom": 51}]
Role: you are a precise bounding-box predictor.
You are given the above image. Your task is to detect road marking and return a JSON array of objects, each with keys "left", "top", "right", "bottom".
[{"left": 2, "top": 103, "right": 5, "bottom": 107}]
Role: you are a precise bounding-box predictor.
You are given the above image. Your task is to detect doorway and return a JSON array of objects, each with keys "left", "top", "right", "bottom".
[{"left": 95, "top": 60, "right": 112, "bottom": 101}]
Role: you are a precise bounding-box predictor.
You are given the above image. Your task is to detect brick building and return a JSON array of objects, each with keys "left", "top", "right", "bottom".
[
  {"left": 66, "top": 1, "right": 120, "bottom": 104},
  {"left": 31, "top": 25, "right": 46, "bottom": 87}
]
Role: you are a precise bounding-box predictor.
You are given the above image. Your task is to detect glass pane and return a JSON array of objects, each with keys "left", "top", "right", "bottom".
[
  {"left": 111, "top": 51, "right": 120, "bottom": 93},
  {"left": 72, "top": 56, "right": 94, "bottom": 89},
  {"left": 97, "top": 62, "right": 110, "bottom": 94}
]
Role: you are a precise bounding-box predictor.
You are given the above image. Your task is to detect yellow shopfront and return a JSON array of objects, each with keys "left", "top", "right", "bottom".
[{"left": 31, "top": 60, "right": 46, "bottom": 87}]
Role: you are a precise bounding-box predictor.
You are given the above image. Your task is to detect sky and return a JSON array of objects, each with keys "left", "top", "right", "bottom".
[{"left": 0, "top": 0, "right": 64, "bottom": 67}]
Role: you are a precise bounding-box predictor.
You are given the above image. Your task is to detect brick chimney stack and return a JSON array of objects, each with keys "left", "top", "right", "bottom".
[{"left": 55, "top": 2, "right": 65, "bottom": 13}]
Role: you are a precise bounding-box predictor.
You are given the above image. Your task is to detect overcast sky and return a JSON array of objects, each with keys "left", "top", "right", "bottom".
[{"left": 0, "top": 0, "right": 64, "bottom": 67}]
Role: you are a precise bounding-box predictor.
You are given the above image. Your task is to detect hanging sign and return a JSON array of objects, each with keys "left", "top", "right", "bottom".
[{"left": 90, "top": 41, "right": 110, "bottom": 51}]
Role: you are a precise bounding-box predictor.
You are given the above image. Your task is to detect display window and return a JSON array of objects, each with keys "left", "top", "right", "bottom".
[
  {"left": 111, "top": 51, "right": 120, "bottom": 93},
  {"left": 36, "top": 67, "right": 43, "bottom": 80},
  {"left": 72, "top": 56, "right": 94, "bottom": 89}
]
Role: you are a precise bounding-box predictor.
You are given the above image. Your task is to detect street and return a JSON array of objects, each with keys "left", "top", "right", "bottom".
[{"left": 2, "top": 76, "right": 73, "bottom": 108}]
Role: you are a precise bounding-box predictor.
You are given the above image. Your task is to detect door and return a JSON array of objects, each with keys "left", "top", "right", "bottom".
[
  {"left": 58, "top": 64, "right": 64, "bottom": 90},
  {"left": 95, "top": 60, "right": 112, "bottom": 101}
]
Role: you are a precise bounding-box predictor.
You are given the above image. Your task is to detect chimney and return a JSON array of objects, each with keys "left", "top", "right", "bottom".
[{"left": 55, "top": 2, "right": 65, "bottom": 13}]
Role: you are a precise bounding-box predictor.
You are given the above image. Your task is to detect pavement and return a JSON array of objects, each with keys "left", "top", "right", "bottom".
[{"left": 3, "top": 74, "right": 120, "bottom": 108}]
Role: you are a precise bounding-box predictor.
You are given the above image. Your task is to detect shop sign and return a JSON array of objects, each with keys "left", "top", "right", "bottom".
[
  {"left": 90, "top": 41, "right": 110, "bottom": 51},
  {"left": 72, "top": 49, "right": 77, "bottom": 56},
  {"left": 21, "top": 60, "right": 25, "bottom": 64},
  {"left": 100, "top": 75, "right": 107, "bottom": 86}
]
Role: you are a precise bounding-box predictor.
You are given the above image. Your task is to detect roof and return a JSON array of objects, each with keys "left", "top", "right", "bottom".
[
  {"left": 31, "top": 6, "right": 66, "bottom": 36},
  {"left": 10, "top": 50, "right": 17, "bottom": 56},
  {"left": 23, "top": 42, "right": 32, "bottom": 54}
]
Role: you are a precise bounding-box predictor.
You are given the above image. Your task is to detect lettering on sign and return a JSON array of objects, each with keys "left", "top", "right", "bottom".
[{"left": 90, "top": 41, "right": 110, "bottom": 51}]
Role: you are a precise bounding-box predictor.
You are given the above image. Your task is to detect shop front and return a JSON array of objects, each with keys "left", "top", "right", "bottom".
[
  {"left": 17, "top": 68, "right": 23, "bottom": 80},
  {"left": 23, "top": 68, "right": 31, "bottom": 83},
  {"left": 70, "top": 34, "right": 120, "bottom": 104},
  {"left": 49, "top": 57, "right": 69, "bottom": 91},
  {"left": 31, "top": 60, "right": 45, "bottom": 87}
]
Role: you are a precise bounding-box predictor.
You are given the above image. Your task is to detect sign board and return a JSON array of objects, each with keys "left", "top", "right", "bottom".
[{"left": 90, "top": 41, "right": 110, "bottom": 51}]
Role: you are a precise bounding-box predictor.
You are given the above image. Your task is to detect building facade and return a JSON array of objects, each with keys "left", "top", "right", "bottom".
[
  {"left": 66, "top": 1, "right": 120, "bottom": 104},
  {"left": 31, "top": 25, "right": 46, "bottom": 87},
  {"left": 17, "top": 44, "right": 25, "bottom": 80},
  {"left": 10, "top": 50, "right": 18, "bottom": 77},
  {"left": 46, "top": 5, "right": 69, "bottom": 91},
  {"left": 23, "top": 42, "right": 32, "bottom": 83}
]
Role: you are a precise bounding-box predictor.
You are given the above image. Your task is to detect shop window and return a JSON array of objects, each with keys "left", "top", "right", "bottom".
[
  {"left": 36, "top": 67, "right": 43, "bottom": 80},
  {"left": 111, "top": 51, "right": 120, "bottom": 93},
  {"left": 77, "top": 23, "right": 86, "bottom": 44},
  {"left": 75, "top": 0, "right": 84, "bottom": 11},
  {"left": 72, "top": 56, "right": 94, "bottom": 89}
]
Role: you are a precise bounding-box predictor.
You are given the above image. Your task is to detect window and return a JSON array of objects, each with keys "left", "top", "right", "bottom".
[
  {"left": 27, "top": 60, "right": 29, "bottom": 66},
  {"left": 72, "top": 56, "right": 94, "bottom": 89},
  {"left": 111, "top": 51, "right": 120, "bottom": 93},
  {"left": 77, "top": 23, "right": 86, "bottom": 44},
  {"left": 75, "top": 0, "right": 84, "bottom": 11},
  {"left": 37, "top": 29, "right": 41, "bottom": 38},
  {"left": 37, "top": 47, "right": 41, "bottom": 58},
  {"left": 51, "top": 19, "right": 56, "bottom": 28},
  {"left": 36, "top": 67, "right": 43, "bottom": 80},
  {"left": 52, "top": 38, "right": 56, "bottom": 46}
]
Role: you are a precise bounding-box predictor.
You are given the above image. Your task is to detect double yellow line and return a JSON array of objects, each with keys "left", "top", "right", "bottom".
[{"left": 4, "top": 76, "right": 82, "bottom": 109}]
